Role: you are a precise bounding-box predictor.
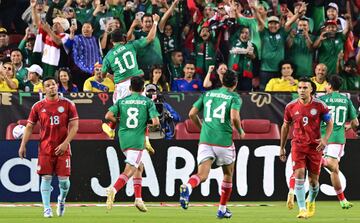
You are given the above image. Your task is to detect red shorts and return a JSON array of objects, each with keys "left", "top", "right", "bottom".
[
  {"left": 37, "top": 155, "right": 71, "bottom": 176},
  {"left": 291, "top": 143, "right": 322, "bottom": 175}
]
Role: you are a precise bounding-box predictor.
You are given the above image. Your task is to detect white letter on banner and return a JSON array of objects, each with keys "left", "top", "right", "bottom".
[
  {"left": 126, "top": 151, "right": 159, "bottom": 196},
  {"left": 236, "top": 146, "right": 249, "bottom": 196},
  {"left": 285, "top": 153, "right": 309, "bottom": 191},
  {"left": 201, "top": 167, "right": 223, "bottom": 196},
  {"left": 166, "top": 146, "right": 195, "bottom": 196},
  {"left": 254, "top": 145, "right": 279, "bottom": 196},
  {"left": 0, "top": 158, "right": 39, "bottom": 192},
  {"left": 320, "top": 168, "right": 346, "bottom": 196},
  {"left": 91, "top": 146, "right": 120, "bottom": 197}
]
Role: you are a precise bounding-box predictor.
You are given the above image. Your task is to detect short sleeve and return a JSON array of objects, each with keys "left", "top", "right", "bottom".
[
  {"left": 102, "top": 56, "right": 111, "bottom": 74},
  {"left": 148, "top": 100, "right": 160, "bottom": 119},
  {"left": 231, "top": 95, "right": 241, "bottom": 111},
  {"left": 132, "top": 38, "right": 148, "bottom": 50},
  {"left": 193, "top": 93, "right": 204, "bottom": 111},
  {"left": 83, "top": 79, "right": 92, "bottom": 92},
  {"left": 347, "top": 99, "right": 357, "bottom": 120},
  {"left": 68, "top": 101, "right": 79, "bottom": 121},
  {"left": 27, "top": 104, "right": 39, "bottom": 125},
  {"left": 284, "top": 105, "right": 292, "bottom": 123},
  {"left": 108, "top": 101, "right": 120, "bottom": 117}
]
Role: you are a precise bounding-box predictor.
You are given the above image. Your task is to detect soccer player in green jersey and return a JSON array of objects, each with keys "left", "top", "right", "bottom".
[
  {"left": 179, "top": 71, "right": 245, "bottom": 219},
  {"left": 104, "top": 76, "right": 160, "bottom": 212},
  {"left": 320, "top": 75, "right": 359, "bottom": 209}
]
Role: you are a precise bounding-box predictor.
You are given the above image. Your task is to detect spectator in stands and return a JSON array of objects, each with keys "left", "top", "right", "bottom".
[
  {"left": 0, "top": 27, "right": 17, "bottom": 61},
  {"left": 57, "top": 67, "right": 79, "bottom": 93},
  {"left": 83, "top": 62, "right": 114, "bottom": 93},
  {"left": 171, "top": 61, "right": 204, "bottom": 92},
  {"left": 0, "top": 62, "right": 19, "bottom": 92},
  {"left": 166, "top": 50, "right": 184, "bottom": 82},
  {"left": 145, "top": 65, "right": 170, "bottom": 92},
  {"left": 265, "top": 60, "right": 298, "bottom": 92},
  {"left": 203, "top": 64, "right": 227, "bottom": 90},
  {"left": 74, "top": 0, "right": 94, "bottom": 25},
  {"left": 67, "top": 22, "right": 102, "bottom": 89},
  {"left": 324, "top": 3, "right": 346, "bottom": 32},
  {"left": 127, "top": 13, "right": 163, "bottom": 79},
  {"left": 228, "top": 26, "right": 257, "bottom": 91},
  {"left": 287, "top": 17, "right": 315, "bottom": 78},
  {"left": 10, "top": 49, "right": 28, "bottom": 91},
  {"left": 100, "top": 17, "right": 121, "bottom": 56},
  {"left": 24, "top": 64, "right": 43, "bottom": 92},
  {"left": 22, "top": 0, "right": 48, "bottom": 32},
  {"left": 338, "top": 56, "right": 360, "bottom": 91},
  {"left": 18, "top": 28, "right": 36, "bottom": 66},
  {"left": 62, "top": 6, "right": 82, "bottom": 35},
  {"left": 314, "top": 17, "right": 351, "bottom": 77},
  {"left": 311, "top": 63, "right": 329, "bottom": 91}
]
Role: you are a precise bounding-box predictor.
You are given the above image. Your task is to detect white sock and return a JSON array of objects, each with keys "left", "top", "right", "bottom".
[
  {"left": 186, "top": 183, "right": 193, "bottom": 195},
  {"left": 135, "top": 198, "right": 143, "bottom": 202},
  {"left": 219, "top": 205, "right": 226, "bottom": 212}
]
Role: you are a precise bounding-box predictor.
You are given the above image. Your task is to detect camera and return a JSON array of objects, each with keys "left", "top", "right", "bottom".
[
  {"left": 297, "top": 29, "right": 303, "bottom": 34},
  {"left": 208, "top": 18, "right": 235, "bottom": 31}
]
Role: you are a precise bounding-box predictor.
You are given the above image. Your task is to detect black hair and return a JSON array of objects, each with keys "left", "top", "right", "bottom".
[
  {"left": 222, "top": 70, "right": 238, "bottom": 88},
  {"left": 57, "top": 67, "right": 76, "bottom": 92},
  {"left": 298, "top": 77, "right": 317, "bottom": 95},
  {"left": 10, "top": 48, "right": 23, "bottom": 55},
  {"left": 43, "top": 76, "right": 57, "bottom": 83},
  {"left": 130, "top": 76, "right": 145, "bottom": 92},
  {"left": 149, "top": 64, "right": 168, "bottom": 92},
  {"left": 184, "top": 60, "right": 195, "bottom": 67},
  {"left": 141, "top": 13, "right": 153, "bottom": 22},
  {"left": 279, "top": 60, "right": 296, "bottom": 76},
  {"left": 328, "top": 75, "right": 343, "bottom": 91},
  {"left": 110, "top": 29, "right": 127, "bottom": 43}
]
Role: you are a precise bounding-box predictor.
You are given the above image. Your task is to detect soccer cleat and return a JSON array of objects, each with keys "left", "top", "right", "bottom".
[
  {"left": 145, "top": 138, "right": 155, "bottom": 155},
  {"left": 306, "top": 200, "right": 316, "bottom": 217},
  {"left": 106, "top": 187, "right": 116, "bottom": 210},
  {"left": 287, "top": 192, "right": 295, "bottom": 210},
  {"left": 340, "top": 200, "right": 353, "bottom": 209},
  {"left": 179, "top": 184, "right": 189, "bottom": 209},
  {"left": 56, "top": 197, "right": 65, "bottom": 217},
  {"left": 134, "top": 199, "right": 148, "bottom": 212},
  {"left": 296, "top": 209, "right": 308, "bottom": 219},
  {"left": 217, "top": 208, "right": 232, "bottom": 219},
  {"left": 102, "top": 123, "right": 115, "bottom": 139},
  {"left": 43, "top": 208, "right": 53, "bottom": 218}
]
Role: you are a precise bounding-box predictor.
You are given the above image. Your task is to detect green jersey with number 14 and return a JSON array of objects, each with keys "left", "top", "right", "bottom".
[
  {"left": 109, "top": 93, "right": 159, "bottom": 151},
  {"left": 102, "top": 38, "right": 148, "bottom": 84},
  {"left": 193, "top": 87, "right": 242, "bottom": 147},
  {"left": 320, "top": 92, "right": 357, "bottom": 144}
]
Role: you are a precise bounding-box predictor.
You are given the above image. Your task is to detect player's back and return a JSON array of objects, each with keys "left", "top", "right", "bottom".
[
  {"left": 197, "top": 87, "right": 242, "bottom": 147},
  {"left": 320, "top": 92, "right": 357, "bottom": 143}
]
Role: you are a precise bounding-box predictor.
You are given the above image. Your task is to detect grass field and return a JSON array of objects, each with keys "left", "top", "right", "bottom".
[{"left": 0, "top": 201, "right": 359, "bottom": 223}]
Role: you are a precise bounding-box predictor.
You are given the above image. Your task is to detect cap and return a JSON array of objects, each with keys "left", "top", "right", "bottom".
[
  {"left": 53, "top": 17, "right": 70, "bottom": 31},
  {"left": 259, "top": 1, "right": 270, "bottom": 11},
  {"left": 327, "top": 2, "right": 339, "bottom": 12},
  {"left": 325, "top": 20, "right": 337, "bottom": 26},
  {"left": 28, "top": 33, "right": 36, "bottom": 40},
  {"left": 145, "top": 84, "right": 158, "bottom": 92},
  {"left": 268, "top": 16, "right": 280, "bottom": 23},
  {"left": 0, "top": 27, "right": 8, "bottom": 35},
  {"left": 26, "top": 64, "right": 43, "bottom": 77},
  {"left": 205, "top": 3, "right": 216, "bottom": 10}
]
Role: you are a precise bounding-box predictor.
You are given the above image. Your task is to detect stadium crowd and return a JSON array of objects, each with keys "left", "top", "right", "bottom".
[{"left": 1, "top": 0, "right": 360, "bottom": 93}]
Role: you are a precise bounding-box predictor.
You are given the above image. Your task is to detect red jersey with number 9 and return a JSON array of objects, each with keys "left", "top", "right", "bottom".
[
  {"left": 27, "top": 97, "right": 79, "bottom": 156},
  {"left": 284, "top": 97, "right": 330, "bottom": 147}
]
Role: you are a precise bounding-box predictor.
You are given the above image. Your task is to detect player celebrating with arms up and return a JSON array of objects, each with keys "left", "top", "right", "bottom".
[
  {"left": 18, "top": 77, "right": 79, "bottom": 218},
  {"left": 179, "top": 71, "right": 245, "bottom": 219},
  {"left": 280, "top": 78, "right": 333, "bottom": 219}
]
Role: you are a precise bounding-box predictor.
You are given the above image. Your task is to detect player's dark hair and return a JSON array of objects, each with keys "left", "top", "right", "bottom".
[
  {"left": 130, "top": 76, "right": 145, "bottom": 92},
  {"left": 328, "top": 75, "right": 343, "bottom": 91},
  {"left": 43, "top": 76, "right": 57, "bottom": 83},
  {"left": 298, "top": 77, "right": 317, "bottom": 95},
  {"left": 110, "top": 29, "right": 127, "bottom": 43},
  {"left": 222, "top": 70, "right": 238, "bottom": 88}
]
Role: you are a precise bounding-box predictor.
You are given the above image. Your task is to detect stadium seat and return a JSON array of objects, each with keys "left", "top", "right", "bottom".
[
  {"left": 239, "top": 119, "right": 281, "bottom": 139},
  {"left": 175, "top": 119, "right": 200, "bottom": 140},
  {"left": 8, "top": 34, "right": 24, "bottom": 45},
  {"left": 345, "top": 128, "right": 358, "bottom": 139}
]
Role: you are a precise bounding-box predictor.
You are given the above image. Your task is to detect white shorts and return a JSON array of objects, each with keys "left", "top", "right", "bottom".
[
  {"left": 197, "top": 143, "right": 236, "bottom": 166},
  {"left": 113, "top": 79, "right": 131, "bottom": 104},
  {"left": 123, "top": 149, "right": 145, "bottom": 168},
  {"left": 323, "top": 144, "right": 345, "bottom": 161}
]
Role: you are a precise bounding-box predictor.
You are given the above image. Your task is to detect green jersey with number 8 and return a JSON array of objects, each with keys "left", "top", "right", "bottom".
[
  {"left": 102, "top": 38, "right": 148, "bottom": 84},
  {"left": 320, "top": 92, "right": 357, "bottom": 144},
  {"left": 193, "top": 87, "right": 242, "bottom": 147},
  {"left": 109, "top": 93, "right": 159, "bottom": 151}
]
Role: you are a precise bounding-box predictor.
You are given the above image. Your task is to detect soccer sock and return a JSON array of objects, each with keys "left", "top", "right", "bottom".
[
  {"left": 108, "top": 121, "right": 116, "bottom": 130},
  {"left": 113, "top": 174, "right": 129, "bottom": 192},
  {"left": 219, "top": 181, "right": 232, "bottom": 210},
  {"left": 187, "top": 175, "right": 201, "bottom": 189},
  {"left": 294, "top": 178, "right": 306, "bottom": 210},
  {"left": 58, "top": 177, "right": 70, "bottom": 203},
  {"left": 308, "top": 184, "right": 319, "bottom": 202},
  {"left": 40, "top": 175, "right": 53, "bottom": 210},
  {"left": 336, "top": 188, "right": 346, "bottom": 201},
  {"left": 289, "top": 174, "right": 295, "bottom": 192},
  {"left": 133, "top": 177, "right": 142, "bottom": 199}
]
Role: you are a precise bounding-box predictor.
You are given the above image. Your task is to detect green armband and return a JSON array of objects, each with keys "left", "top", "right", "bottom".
[{"left": 237, "top": 127, "right": 244, "bottom": 135}]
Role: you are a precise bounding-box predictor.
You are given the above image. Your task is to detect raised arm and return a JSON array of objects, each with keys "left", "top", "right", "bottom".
[
  {"left": 30, "top": 0, "right": 40, "bottom": 27},
  {"left": 343, "top": 14, "right": 352, "bottom": 36},
  {"left": 284, "top": 3, "right": 306, "bottom": 32},
  {"left": 159, "top": 0, "right": 179, "bottom": 32},
  {"left": 146, "top": 14, "right": 160, "bottom": 44},
  {"left": 203, "top": 65, "right": 215, "bottom": 88}
]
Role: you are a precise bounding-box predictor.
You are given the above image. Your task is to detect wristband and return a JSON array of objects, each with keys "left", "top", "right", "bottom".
[
  {"left": 237, "top": 127, "right": 244, "bottom": 135},
  {"left": 154, "top": 21, "right": 158, "bottom": 26}
]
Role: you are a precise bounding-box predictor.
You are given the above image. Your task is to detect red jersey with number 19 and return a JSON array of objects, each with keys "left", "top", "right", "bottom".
[
  {"left": 284, "top": 97, "right": 330, "bottom": 147},
  {"left": 27, "top": 97, "right": 79, "bottom": 156}
]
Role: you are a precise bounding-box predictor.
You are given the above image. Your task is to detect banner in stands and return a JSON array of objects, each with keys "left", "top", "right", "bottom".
[
  {"left": 1, "top": 140, "right": 360, "bottom": 202},
  {"left": 1, "top": 92, "right": 359, "bottom": 140}
]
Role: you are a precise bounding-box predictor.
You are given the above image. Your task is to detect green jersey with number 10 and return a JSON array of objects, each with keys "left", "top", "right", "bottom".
[
  {"left": 193, "top": 87, "right": 242, "bottom": 147},
  {"left": 109, "top": 93, "right": 159, "bottom": 151},
  {"left": 102, "top": 38, "right": 148, "bottom": 84},
  {"left": 320, "top": 92, "right": 357, "bottom": 144}
]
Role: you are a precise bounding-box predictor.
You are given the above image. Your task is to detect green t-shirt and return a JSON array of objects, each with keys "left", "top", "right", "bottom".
[
  {"left": 288, "top": 34, "right": 315, "bottom": 78},
  {"left": 16, "top": 66, "right": 28, "bottom": 91},
  {"left": 320, "top": 92, "right": 357, "bottom": 144},
  {"left": 134, "top": 30, "right": 163, "bottom": 68},
  {"left": 75, "top": 7, "right": 94, "bottom": 25},
  {"left": 340, "top": 72, "right": 360, "bottom": 91},
  {"left": 237, "top": 17, "right": 261, "bottom": 58},
  {"left": 260, "top": 28, "right": 288, "bottom": 72},
  {"left": 193, "top": 87, "right": 242, "bottom": 147},
  {"left": 109, "top": 93, "right": 159, "bottom": 151},
  {"left": 102, "top": 39, "right": 148, "bottom": 84},
  {"left": 318, "top": 33, "right": 346, "bottom": 76}
]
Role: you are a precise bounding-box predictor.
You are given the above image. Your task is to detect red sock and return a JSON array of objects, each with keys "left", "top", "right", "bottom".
[
  {"left": 133, "top": 177, "right": 142, "bottom": 199},
  {"left": 187, "top": 175, "right": 201, "bottom": 188},
  {"left": 113, "top": 174, "right": 129, "bottom": 192},
  {"left": 220, "top": 181, "right": 232, "bottom": 205},
  {"left": 336, "top": 188, "right": 345, "bottom": 201},
  {"left": 108, "top": 121, "right": 116, "bottom": 130},
  {"left": 289, "top": 174, "right": 295, "bottom": 190}
]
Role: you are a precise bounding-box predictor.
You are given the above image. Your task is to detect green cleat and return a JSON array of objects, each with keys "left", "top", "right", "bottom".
[{"left": 340, "top": 200, "right": 353, "bottom": 209}]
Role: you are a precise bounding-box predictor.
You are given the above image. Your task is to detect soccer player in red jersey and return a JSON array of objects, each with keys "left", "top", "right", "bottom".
[
  {"left": 18, "top": 77, "right": 79, "bottom": 218},
  {"left": 279, "top": 78, "right": 333, "bottom": 219}
]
